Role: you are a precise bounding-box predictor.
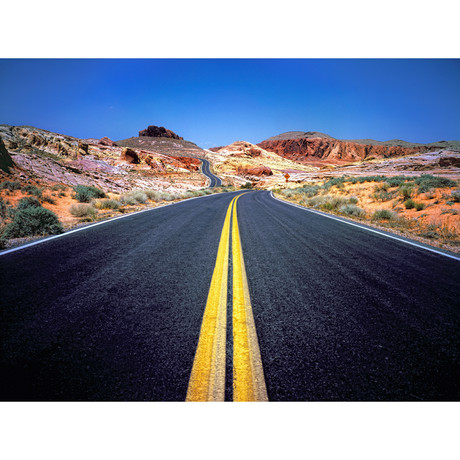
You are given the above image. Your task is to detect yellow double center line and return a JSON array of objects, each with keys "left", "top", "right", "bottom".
[{"left": 186, "top": 194, "right": 268, "bottom": 402}]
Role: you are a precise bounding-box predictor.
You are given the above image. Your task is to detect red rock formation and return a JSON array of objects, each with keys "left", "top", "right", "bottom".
[
  {"left": 237, "top": 165, "right": 273, "bottom": 176},
  {"left": 139, "top": 125, "right": 183, "bottom": 140},
  {"left": 257, "top": 138, "right": 429, "bottom": 164},
  {"left": 171, "top": 156, "right": 201, "bottom": 171}
]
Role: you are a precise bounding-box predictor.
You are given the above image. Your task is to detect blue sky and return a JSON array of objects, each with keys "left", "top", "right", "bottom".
[{"left": 0, "top": 59, "right": 459, "bottom": 148}]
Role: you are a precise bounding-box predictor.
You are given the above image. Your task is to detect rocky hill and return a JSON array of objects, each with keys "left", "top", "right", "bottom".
[
  {"left": 258, "top": 131, "right": 460, "bottom": 166},
  {"left": 0, "top": 125, "right": 206, "bottom": 194},
  {"left": 117, "top": 125, "right": 205, "bottom": 158}
]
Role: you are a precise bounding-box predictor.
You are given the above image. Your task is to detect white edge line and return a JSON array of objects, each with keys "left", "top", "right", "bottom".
[
  {"left": 270, "top": 191, "right": 460, "bottom": 262},
  {"left": 0, "top": 190, "right": 234, "bottom": 257}
]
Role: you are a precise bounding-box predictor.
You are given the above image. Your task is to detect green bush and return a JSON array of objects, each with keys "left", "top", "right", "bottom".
[
  {"left": 415, "top": 174, "right": 457, "bottom": 193},
  {"left": 0, "top": 181, "right": 21, "bottom": 191},
  {"left": 374, "top": 190, "right": 396, "bottom": 201},
  {"left": 69, "top": 203, "right": 98, "bottom": 219},
  {"left": 0, "top": 197, "right": 11, "bottom": 220},
  {"left": 399, "top": 186, "right": 414, "bottom": 199},
  {"left": 4, "top": 206, "right": 63, "bottom": 238},
  {"left": 298, "top": 185, "right": 320, "bottom": 197},
  {"left": 386, "top": 176, "right": 412, "bottom": 187},
  {"left": 404, "top": 198, "right": 415, "bottom": 209},
  {"left": 22, "top": 185, "right": 43, "bottom": 197},
  {"left": 17, "top": 196, "right": 42, "bottom": 210},
  {"left": 349, "top": 196, "right": 359, "bottom": 204},
  {"left": 372, "top": 209, "right": 397, "bottom": 221},
  {"left": 415, "top": 202, "right": 426, "bottom": 211},
  {"left": 73, "top": 185, "right": 106, "bottom": 202}
]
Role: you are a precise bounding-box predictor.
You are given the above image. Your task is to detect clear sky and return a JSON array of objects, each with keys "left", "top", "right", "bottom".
[{"left": 0, "top": 59, "right": 459, "bottom": 148}]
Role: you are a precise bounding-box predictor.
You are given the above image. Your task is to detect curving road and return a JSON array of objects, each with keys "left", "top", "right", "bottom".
[
  {"left": 1, "top": 191, "right": 459, "bottom": 401},
  {"left": 200, "top": 158, "right": 221, "bottom": 187}
]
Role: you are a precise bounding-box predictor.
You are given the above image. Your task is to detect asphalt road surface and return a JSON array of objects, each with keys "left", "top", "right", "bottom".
[
  {"left": 1, "top": 191, "right": 459, "bottom": 401},
  {"left": 201, "top": 159, "right": 221, "bottom": 187}
]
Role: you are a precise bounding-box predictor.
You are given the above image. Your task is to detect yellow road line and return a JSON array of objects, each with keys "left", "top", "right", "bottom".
[
  {"left": 186, "top": 196, "right": 238, "bottom": 401},
  {"left": 232, "top": 195, "right": 268, "bottom": 401}
]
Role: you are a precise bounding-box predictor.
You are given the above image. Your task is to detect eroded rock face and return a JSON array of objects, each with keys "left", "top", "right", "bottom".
[
  {"left": 257, "top": 138, "right": 428, "bottom": 164},
  {"left": 139, "top": 125, "right": 183, "bottom": 140},
  {"left": 0, "top": 137, "right": 14, "bottom": 173},
  {"left": 120, "top": 148, "right": 140, "bottom": 164}
]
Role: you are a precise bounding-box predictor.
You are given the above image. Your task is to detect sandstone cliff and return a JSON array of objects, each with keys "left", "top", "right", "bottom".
[{"left": 257, "top": 132, "right": 460, "bottom": 166}]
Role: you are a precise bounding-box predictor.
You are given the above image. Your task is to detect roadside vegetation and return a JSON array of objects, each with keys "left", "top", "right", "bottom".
[
  {"left": 274, "top": 174, "right": 460, "bottom": 251},
  {"left": 0, "top": 180, "right": 237, "bottom": 250}
]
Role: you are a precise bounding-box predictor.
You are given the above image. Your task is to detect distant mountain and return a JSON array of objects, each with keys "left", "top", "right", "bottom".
[
  {"left": 257, "top": 131, "right": 460, "bottom": 165},
  {"left": 263, "top": 131, "right": 335, "bottom": 142}
]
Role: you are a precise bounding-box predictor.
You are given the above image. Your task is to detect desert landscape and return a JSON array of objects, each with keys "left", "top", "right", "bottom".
[{"left": 1, "top": 125, "right": 458, "bottom": 252}]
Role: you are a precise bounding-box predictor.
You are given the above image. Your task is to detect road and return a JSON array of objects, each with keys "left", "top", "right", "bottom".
[
  {"left": 1, "top": 191, "right": 459, "bottom": 401},
  {"left": 200, "top": 158, "right": 221, "bottom": 187}
]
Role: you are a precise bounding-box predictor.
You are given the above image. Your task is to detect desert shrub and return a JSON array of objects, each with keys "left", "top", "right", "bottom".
[
  {"left": 240, "top": 182, "right": 253, "bottom": 189},
  {"left": 374, "top": 190, "right": 397, "bottom": 201},
  {"left": 415, "top": 202, "right": 426, "bottom": 211},
  {"left": 93, "top": 198, "right": 121, "bottom": 210},
  {"left": 415, "top": 174, "right": 457, "bottom": 193},
  {"left": 0, "top": 181, "right": 21, "bottom": 191},
  {"left": 298, "top": 185, "right": 320, "bottom": 197},
  {"left": 404, "top": 199, "right": 415, "bottom": 209},
  {"left": 17, "top": 196, "right": 42, "bottom": 211},
  {"left": 4, "top": 206, "right": 63, "bottom": 238},
  {"left": 42, "top": 194, "right": 56, "bottom": 204},
  {"left": 121, "top": 190, "right": 148, "bottom": 204},
  {"left": 162, "top": 192, "right": 180, "bottom": 201},
  {"left": 73, "top": 185, "right": 106, "bottom": 203},
  {"left": 386, "top": 176, "right": 412, "bottom": 187},
  {"left": 375, "top": 182, "right": 391, "bottom": 192},
  {"left": 69, "top": 203, "right": 98, "bottom": 219},
  {"left": 144, "top": 190, "right": 164, "bottom": 202},
  {"left": 339, "top": 204, "right": 366, "bottom": 217},
  {"left": 323, "top": 177, "right": 347, "bottom": 189},
  {"left": 449, "top": 190, "right": 460, "bottom": 203},
  {"left": 0, "top": 197, "right": 10, "bottom": 219},
  {"left": 348, "top": 196, "right": 359, "bottom": 204},
  {"left": 372, "top": 209, "right": 397, "bottom": 221},
  {"left": 399, "top": 186, "right": 414, "bottom": 199},
  {"left": 51, "top": 184, "right": 67, "bottom": 191},
  {"left": 306, "top": 195, "right": 350, "bottom": 211},
  {"left": 22, "top": 185, "right": 43, "bottom": 197}
]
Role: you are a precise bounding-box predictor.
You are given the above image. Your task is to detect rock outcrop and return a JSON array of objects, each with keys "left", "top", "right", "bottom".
[
  {"left": 257, "top": 137, "right": 427, "bottom": 165},
  {"left": 98, "top": 137, "right": 117, "bottom": 147},
  {"left": 120, "top": 147, "right": 140, "bottom": 164},
  {"left": 139, "top": 125, "right": 183, "bottom": 140},
  {"left": 0, "top": 137, "right": 14, "bottom": 173}
]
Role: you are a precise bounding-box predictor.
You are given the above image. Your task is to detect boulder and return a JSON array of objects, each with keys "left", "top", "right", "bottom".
[{"left": 99, "top": 137, "right": 117, "bottom": 147}]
